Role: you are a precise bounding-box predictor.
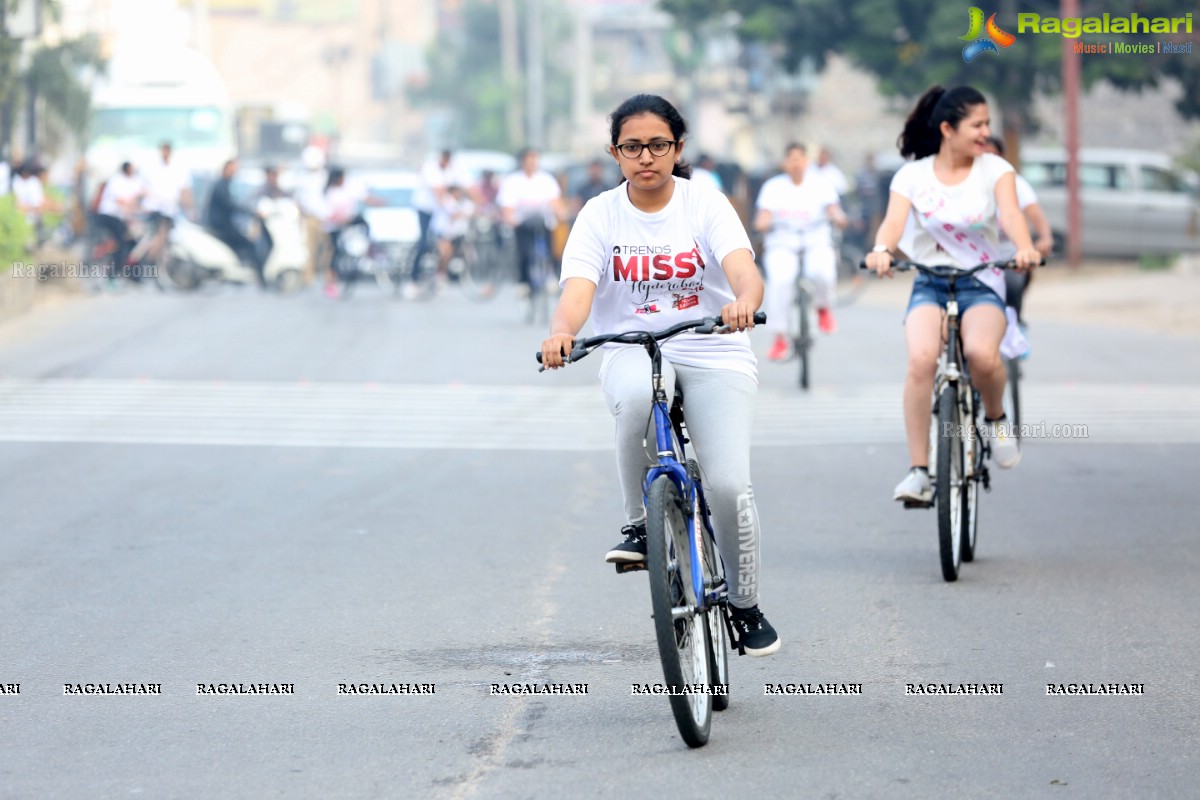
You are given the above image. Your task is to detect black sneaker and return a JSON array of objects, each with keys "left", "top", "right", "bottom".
[
  {"left": 729, "top": 605, "right": 781, "bottom": 657},
  {"left": 605, "top": 524, "right": 647, "bottom": 564}
]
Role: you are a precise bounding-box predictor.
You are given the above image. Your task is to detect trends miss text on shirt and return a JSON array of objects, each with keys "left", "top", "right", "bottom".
[{"left": 611, "top": 242, "right": 707, "bottom": 282}]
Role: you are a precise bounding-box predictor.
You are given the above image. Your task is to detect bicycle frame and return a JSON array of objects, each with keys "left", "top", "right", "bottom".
[
  {"left": 641, "top": 344, "right": 722, "bottom": 612},
  {"left": 536, "top": 313, "right": 764, "bottom": 607}
]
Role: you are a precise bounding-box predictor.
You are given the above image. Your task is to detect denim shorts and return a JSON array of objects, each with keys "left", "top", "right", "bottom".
[{"left": 906, "top": 272, "right": 1005, "bottom": 317}]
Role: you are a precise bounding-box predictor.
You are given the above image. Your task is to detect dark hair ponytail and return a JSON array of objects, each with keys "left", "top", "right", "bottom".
[
  {"left": 609, "top": 94, "right": 693, "bottom": 179},
  {"left": 898, "top": 85, "right": 987, "bottom": 159}
]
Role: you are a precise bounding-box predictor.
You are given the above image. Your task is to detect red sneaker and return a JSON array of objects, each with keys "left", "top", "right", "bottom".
[
  {"left": 817, "top": 308, "right": 837, "bottom": 334},
  {"left": 767, "top": 334, "right": 789, "bottom": 361}
]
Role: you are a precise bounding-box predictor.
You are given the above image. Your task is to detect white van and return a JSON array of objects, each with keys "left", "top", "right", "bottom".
[
  {"left": 86, "top": 46, "right": 236, "bottom": 191},
  {"left": 1020, "top": 147, "right": 1200, "bottom": 258}
]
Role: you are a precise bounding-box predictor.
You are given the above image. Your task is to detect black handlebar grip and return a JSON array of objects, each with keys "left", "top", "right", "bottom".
[{"left": 754, "top": 311, "right": 767, "bottom": 325}]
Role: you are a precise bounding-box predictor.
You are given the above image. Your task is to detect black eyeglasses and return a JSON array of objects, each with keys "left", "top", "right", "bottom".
[{"left": 615, "top": 140, "right": 677, "bottom": 159}]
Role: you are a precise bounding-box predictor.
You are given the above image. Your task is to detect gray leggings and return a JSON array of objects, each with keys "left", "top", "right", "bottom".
[{"left": 600, "top": 346, "right": 762, "bottom": 609}]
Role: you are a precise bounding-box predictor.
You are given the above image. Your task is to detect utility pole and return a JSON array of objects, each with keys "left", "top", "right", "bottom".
[
  {"left": 0, "top": 0, "right": 10, "bottom": 160},
  {"left": 498, "top": 0, "right": 521, "bottom": 148},
  {"left": 24, "top": 0, "right": 40, "bottom": 153},
  {"left": 525, "top": 0, "right": 544, "bottom": 150},
  {"left": 1062, "top": 0, "right": 1082, "bottom": 269},
  {"left": 571, "top": 0, "right": 593, "bottom": 155}
]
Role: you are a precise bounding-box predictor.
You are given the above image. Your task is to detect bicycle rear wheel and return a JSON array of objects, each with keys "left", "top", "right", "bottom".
[
  {"left": 1005, "top": 357, "right": 1022, "bottom": 441},
  {"left": 646, "top": 475, "right": 712, "bottom": 748},
  {"left": 936, "top": 384, "right": 964, "bottom": 582},
  {"left": 792, "top": 281, "right": 812, "bottom": 390},
  {"left": 526, "top": 252, "right": 553, "bottom": 324}
]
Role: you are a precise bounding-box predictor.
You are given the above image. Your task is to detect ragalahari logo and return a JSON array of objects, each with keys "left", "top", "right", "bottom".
[{"left": 961, "top": 7, "right": 1016, "bottom": 62}]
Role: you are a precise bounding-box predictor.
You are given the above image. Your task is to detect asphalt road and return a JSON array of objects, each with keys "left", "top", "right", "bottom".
[{"left": 1, "top": 278, "right": 1197, "bottom": 799}]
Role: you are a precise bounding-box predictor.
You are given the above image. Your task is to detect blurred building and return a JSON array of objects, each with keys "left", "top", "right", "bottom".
[{"left": 52, "top": 0, "right": 434, "bottom": 165}]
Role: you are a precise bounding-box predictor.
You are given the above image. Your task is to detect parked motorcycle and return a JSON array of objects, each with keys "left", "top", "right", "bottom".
[{"left": 165, "top": 197, "right": 308, "bottom": 292}]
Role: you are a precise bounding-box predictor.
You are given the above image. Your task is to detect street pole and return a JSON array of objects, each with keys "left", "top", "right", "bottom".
[
  {"left": 498, "top": 0, "right": 522, "bottom": 148},
  {"left": 1062, "top": 0, "right": 1082, "bottom": 269},
  {"left": 24, "top": 0, "right": 39, "bottom": 154},
  {"left": 571, "top": 0, "right": 592, "bottom": 155},
  {"left": 526, "top": 0, "right": 544, "bottom": 151},
  {"left": 0, "top": 0, "right": 9, "bottom": 161}
]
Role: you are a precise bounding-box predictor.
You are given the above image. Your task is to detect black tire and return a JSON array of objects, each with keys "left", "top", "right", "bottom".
[
  {"left": 526, "top": 251, "right": 553, "bottom": 325},
  {"left": 707, "top": 605, "right": 730, "bottom": 712},
  {"left": 794, "top": 286, "right": 812, "bottom": 390},
  {"left": 165, "top": 257, "right": 201, "bottom": 291},
  {"left": 459, "top": 237, "right": 501, "bottom": 302},
  {"left": 936, "top": 384, "right": 964, "bottom": 582},
  {"left": 1005, "top": 357, "right": 1022, "bottom": 442},
  {"left": 961, "top": 391, "right": 982, "bottom": 563},
  {"left": 646, "top": 475, "right": 712, "bottom": 748}
]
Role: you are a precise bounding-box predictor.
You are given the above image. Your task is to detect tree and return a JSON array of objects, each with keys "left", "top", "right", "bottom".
[
  {"left": 411, "top": 0, "right": 572, "bottom": 152},
  {"left": 659, "top": 0, "right": 1200, "bottom": 157},
  {"left": 0, "top": 0, "right": 103, "bottom": 158}
]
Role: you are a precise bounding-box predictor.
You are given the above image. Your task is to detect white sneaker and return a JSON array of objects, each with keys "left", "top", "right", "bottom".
[
  {"left": 893, "top": 468, "right": 932, "bottom": 504},
  {"left": 987, "top": 416, "right": 1022, "bottom": 469}
]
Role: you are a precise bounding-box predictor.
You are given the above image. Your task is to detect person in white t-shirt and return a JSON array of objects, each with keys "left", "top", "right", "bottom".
[
  {"left": 539, "top": 94, "right": 779, "bottom": 657},
  {"left": 140, "top": 142, "right": 192, "bottom": 219},
  {"left": 413, "top": 150, "right": 467, "bottom": 281},
  {"left": 984, "top": 136, "right": 1053, "bottom": 324},
  {"left": 432, "top": 184, "right": 475, "bottom": 279},
  {"left": 754, "top": 142, "right": 848, "bottom": 359},
  {"left": 11, "top": 161, "right": 47, "bottom": 218},
  {"left": 691, "top": 153, "right": 724, "bottom": 194},
  {"left": 865, "top": 85, "right": 1041, "bottom": 505},
  {"left": 137, "top": 142, "right": 193, "bottom": 267},
  {"left": 94, "top": 161, "right": 144, "bottom": 269},
  {"left": 810, "top": 147, "right": 849, "bottom": 198},
  {"left": 499, "top": 148, "right": 565, "bottom": 296}
]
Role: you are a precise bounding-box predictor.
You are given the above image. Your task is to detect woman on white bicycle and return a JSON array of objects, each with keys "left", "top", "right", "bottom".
[
  {"left": 864, "top": 85, "right": 1040, "bottom": 504},
  {"left": 539, "top": 94, "right": 779, "bottom": 656}
]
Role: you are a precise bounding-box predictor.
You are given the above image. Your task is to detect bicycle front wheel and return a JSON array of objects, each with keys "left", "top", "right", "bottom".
[
  {"left": 961, "top": 393, "right": 982, "bottom": 563},
  {"left": 936, "top": 385, "right": 964, "bottom": 582},
  {"left": 459, "top": 238, "right": 501, "bottom": 302},
  {"left": 646, "top": 475, "right": 712, "bottom": 747}
]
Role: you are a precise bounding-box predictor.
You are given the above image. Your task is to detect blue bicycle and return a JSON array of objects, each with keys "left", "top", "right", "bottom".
[{"left": 537, "top": 311, "right": 766, "bottom": 747}]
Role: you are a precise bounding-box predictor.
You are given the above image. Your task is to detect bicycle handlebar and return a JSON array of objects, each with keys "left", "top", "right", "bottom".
[
  {"left": 536, "top": 311, "right": 767, "bottom": 368},
  {"left": 858, "top": 258, "right": 1046, "bottom": 278}
]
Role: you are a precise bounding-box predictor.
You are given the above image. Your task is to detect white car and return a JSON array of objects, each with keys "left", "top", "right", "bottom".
[
  {"left": 1020, "top": 147, "right": 1200, "bottom": 258},
  {"left": 354, "top": 170, "right": 421, "bottom": 251}
]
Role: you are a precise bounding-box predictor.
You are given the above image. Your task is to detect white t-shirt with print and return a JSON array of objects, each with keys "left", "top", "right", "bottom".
[
  {"left": 560, "top": 176, "right": 757, "bottom": 380},
  {"left": 755, "top": 172, "right": 840, "bottom": 253},
  {"left": 498, "top": 170, "right": 561, "bottom": 227},
  {"left": 890, "top": 153, "right": 1014, "bottom": 299}
]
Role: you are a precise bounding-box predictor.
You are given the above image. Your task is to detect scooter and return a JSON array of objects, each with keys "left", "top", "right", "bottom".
[{"left": 165, "top": 197, "right": 309, "bottom": 292}]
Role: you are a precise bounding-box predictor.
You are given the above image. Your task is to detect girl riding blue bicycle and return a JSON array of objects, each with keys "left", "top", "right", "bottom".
[{"left": 538, "top": 94, "right": 780, "bottom": 657}]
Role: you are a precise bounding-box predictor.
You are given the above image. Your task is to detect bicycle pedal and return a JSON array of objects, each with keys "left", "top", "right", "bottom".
[
  {"left": 614, "top": 561, "right": 647, "bottom": 574},
  {"left": 902, "top": 499, "right": 934, "bottom": 509}
]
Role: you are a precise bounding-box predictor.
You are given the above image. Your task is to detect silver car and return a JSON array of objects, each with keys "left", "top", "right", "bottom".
[{"left": 1020, "top": 147, "right": 1200, "bottom": 258}]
